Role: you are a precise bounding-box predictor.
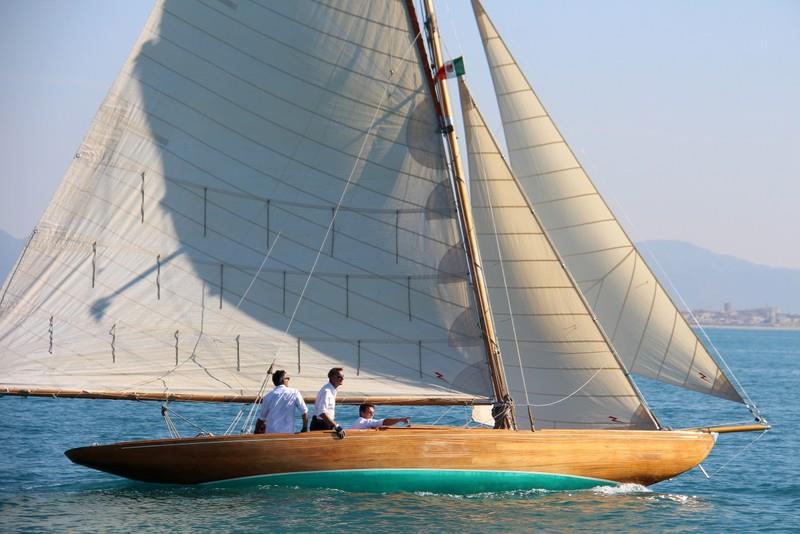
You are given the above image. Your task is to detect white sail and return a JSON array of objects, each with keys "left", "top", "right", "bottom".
[
  {"left": 0, "top": 0, "right": 493, "bottom": 403},
  {"left": 460, "top": 79, "right": 657, "bottom": 430},
  {"left": 471, "top": 0, "right": 742, "bottom": 403}
]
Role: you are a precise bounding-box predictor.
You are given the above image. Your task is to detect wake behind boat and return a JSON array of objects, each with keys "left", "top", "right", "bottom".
[{"left": 1, "top": 0, "right": 767, "bottom": 492}]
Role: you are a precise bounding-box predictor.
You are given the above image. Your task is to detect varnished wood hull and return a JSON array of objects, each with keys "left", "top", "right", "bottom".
[{"left": 65, "top": 427, "right": 715, "bottom": 492}]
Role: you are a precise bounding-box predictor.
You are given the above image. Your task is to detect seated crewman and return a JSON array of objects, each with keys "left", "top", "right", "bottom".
[{"left": 350, "top": 403, "right": 410, "bottom": 429}]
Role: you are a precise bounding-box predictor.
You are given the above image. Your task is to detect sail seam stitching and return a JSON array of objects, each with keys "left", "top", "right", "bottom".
[
  {"left": 39, "top": 195, "right": 482, "bottom": 376},
  {"left": 158, "top": 11, "right": 432, "bottom": 125},
  {"left": 531, "top": 193, "right": 599, "bottom": 206},
  {"left": 546, "top": 218, "right": 616, "bottom": 231},
  {"left": 517, "top": 166, "right": 582, "bottom": 179},
  {"left": 135, "top": 38, "right": 440, "bottom": 157},
  {"left": 509, "top": 140, "right": 565, "bottom": 152},
  {"left": 503, "top": 114, "right": 548, "bottom": 125}
]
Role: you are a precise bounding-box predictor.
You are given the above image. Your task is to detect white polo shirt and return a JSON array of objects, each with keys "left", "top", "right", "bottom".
[
  {"left": 350, "top": 417, "right": 384, "bottom": 430},
  {"left": 257, "top": 384, "right": 308, "bottom": 434},
  {"left": 314, "top": 382, "right": 337, "bottom": 421}
]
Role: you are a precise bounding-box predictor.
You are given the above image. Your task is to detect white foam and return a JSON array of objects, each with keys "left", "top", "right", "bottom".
[
  {"left": 412, "top": 488, "right": 551, "bottom": 499},
  {"left": 591, "top": 483, "right": 651, "bottom": 495}
]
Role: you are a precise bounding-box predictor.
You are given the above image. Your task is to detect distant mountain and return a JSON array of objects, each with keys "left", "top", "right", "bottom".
[
  {"left": 638, "top": 240, "right": 800, "bottom": 314},
  {"left": 0, "top": 230, "right": 25, "bottom": 287}
]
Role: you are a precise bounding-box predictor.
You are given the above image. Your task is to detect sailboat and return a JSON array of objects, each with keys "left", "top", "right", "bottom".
[{"left": 0, "top": 0, "right": 767, "bottom": 493}]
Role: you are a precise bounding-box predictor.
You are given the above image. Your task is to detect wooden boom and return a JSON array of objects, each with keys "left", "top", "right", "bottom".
[
  {"left": 683, "top": 423, "right": 771, "bottom": 434},
  {"left": 0, "top": 387, "right": 487, "bottom": 406}
]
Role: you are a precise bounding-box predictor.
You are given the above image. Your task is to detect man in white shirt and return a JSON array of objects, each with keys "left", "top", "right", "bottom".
[
  {"left": 350, "top": 403, "right": 410, "bottom": 429},
  {"left": 310, "top": 367, "right": 345, "bottom": 438},
  {"left": 254, "top": 370, "right": 308, "bottom": 434}
]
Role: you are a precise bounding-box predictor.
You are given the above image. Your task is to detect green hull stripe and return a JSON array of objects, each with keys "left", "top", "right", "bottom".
[{"left": 213, "top": 469, "right": 617, "bottom": 493}]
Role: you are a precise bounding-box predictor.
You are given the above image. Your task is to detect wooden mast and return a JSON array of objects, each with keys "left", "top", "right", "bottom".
[{"left": 416, "top": 0, "right": 514, "bottom": 428}]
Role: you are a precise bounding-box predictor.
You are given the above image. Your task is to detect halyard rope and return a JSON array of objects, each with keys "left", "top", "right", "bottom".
[
  {"left": 710, "top": 429, "right": 769, "bottom": 476},
  {"left": 236, "top": 28, "right": 427, "bottom": 433}
]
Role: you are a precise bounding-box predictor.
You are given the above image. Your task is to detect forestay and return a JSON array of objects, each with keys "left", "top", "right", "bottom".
[
  {"left": 471, "top": 0, "right": 742, "bottom": 403},
  {"left": 0, "top": 0, "right": 493, "bottom": 403},
  {"left": 460, "top": 79, "right": 657, "bottom": 430}
]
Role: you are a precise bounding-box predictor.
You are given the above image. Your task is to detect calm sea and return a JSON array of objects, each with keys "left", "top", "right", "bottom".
[{"left": 1, "top": 328, "right": 797, "bottom": 532}]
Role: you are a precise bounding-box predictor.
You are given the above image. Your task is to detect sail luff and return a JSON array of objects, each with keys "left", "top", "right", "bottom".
[
  {"left": 420, "top": 0, "right": 512, "bottom": 423},
  {"left": 471, "top": 0, "right": 746, "bottom": 405},
  {"left": 460, "top": 78, "right": 658, "bottom": 430}
]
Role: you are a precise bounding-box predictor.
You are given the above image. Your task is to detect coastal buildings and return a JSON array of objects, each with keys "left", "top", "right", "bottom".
[{"left": 683, "top": 304, "right": 800, "bottom": 329}]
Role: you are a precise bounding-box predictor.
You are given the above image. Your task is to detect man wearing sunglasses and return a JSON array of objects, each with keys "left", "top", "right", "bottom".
[{"left": 310, "top": 367, "right": 346, "bottom": 438}]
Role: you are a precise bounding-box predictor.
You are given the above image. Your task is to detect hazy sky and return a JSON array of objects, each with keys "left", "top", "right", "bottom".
[{"left": 1, "top": 1, "right": 798, "bottom": 268}]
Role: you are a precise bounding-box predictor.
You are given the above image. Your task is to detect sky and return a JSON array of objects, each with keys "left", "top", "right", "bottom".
[{"left": 1, "top": 0, "right": 798, "bottom": 268}]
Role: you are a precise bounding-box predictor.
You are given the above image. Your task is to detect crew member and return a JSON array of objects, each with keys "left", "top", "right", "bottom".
[
  {"left": 254, "top": 370, "right": 308, "bottom": 434},
  {"left": 310, "top": 367, "right": 346, "bottom": 438},
  {"left": 350, "top": 403, "right": 410, "bottom": 429}
]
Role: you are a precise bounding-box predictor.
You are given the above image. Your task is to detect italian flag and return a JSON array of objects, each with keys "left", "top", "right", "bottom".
[{"left": 436, "top": 56, "right": 465, "bottom": 80}]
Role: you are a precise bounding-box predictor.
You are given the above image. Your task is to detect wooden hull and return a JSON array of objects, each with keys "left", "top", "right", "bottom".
[{"left": 65, "top": 427, "right": 715, "bottom": 492}]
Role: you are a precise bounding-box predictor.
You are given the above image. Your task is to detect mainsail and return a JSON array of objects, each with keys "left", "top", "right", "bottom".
[
  {"left": 460, "top": 79, "right": 657, "bottom": 430},
  {"left": 0, "top": 0, "right": 494, "bottom": 403},
  {"left": 471, "top": 0, "right": 743, "bottom": 403}
]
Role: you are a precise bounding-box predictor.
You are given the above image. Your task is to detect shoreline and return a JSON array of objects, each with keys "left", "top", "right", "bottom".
[{"left": 695, "top": 324, "right": 800, "bottom": 332}]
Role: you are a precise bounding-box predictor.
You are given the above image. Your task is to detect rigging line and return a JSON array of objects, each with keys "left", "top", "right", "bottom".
[
  {"left": 97, "top": 90, "right": 441, "bottom": 211},
  {"left": 248, "top": 1, "right": 417, "bottom": 66},
  {"left": 145, "top": 283, "right": 230, "bottom": 394},
  {"left": 166, "top": 283, "right": 233, "bottom": 394},
  {"left": 468, "top": 107, "right": 659, "bottom": 428},
  {"left": 220, "top": 233, "right": 283, "bottom": 426},
  {"left": 709, "top": 429, "right": 769, "bottom": 476},
  {"left": 241, "top": 27, "right": 427, "bottom": 430},
  {"left": 432, "top": 404, "right": 456, "bottom": 425},
  {"left": 0, "top": 228, "right": 37, "bottom": 309},
  {"left": 115, "top": 75, "right": 440, "bottom": 205},
  {"left": 50, "top": 180, "right": 478, "bottom": 363},
  {"left": 186, "top": 2, "right": 421, "bottom": 92},
  {"left": 1, "top": 271, "right": 177, "bottom": 372},
  {"left": 639, "top": 239, "right": 760, "bottom": 413},
  {"left": 76, "top": 145, "right": 465, "bottom": 299},
  {"left": 225, "top": 408, "right": 244, "bottom": 435},
  {"left": 279, "top": 29, "right": 426, "bottom": 362},
  {"left": 471, "top": 120, "right": 533, "bottom": 427},
  {"left": 8, "top": 247, "right": 477, "bottom": 396},
  {"left": 442, "top": 14, "right": 509, "bottom": 163},
  {"left": 442, "top": 0, "right": 465, "bottom": 63},
  {"left": 478, "top": 7, "right": 663, "bottom": 423},
  {"left": 161, "top": 403, "right": 212, "bottom": 436},
  {"left": 241, "top": 360, "right": 276, "bottom": 434},
  {"left": 10, "top": 235, "right": 287, "bottom": 383},
  {"left": 189, "top": 282, "right": 206, "bottom": 362},
  {"left": 133, "top": 52, "right": 438, "bottom": 180},
  {"left": 530, "top": 369, "right": 602, "bottom": 408},
  {"left": 208, "top": 231, "right": 284, "bottom": 396},
  {"left": 73, "top": 154, "right": 458, "bottom": 275},
  {"left": 5, "top": 247, "right": 276, "bottom": 390},
  {"left": 572, "top": 136, "right": 758, "bottom": 411},
  {"left": 239, "top": 236, "right": 282, "bottom": 309}
]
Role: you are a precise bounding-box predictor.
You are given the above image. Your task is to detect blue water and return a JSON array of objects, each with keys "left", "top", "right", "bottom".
[{"left": 1, "top": 328, "right": 797, "bottom": 532}]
